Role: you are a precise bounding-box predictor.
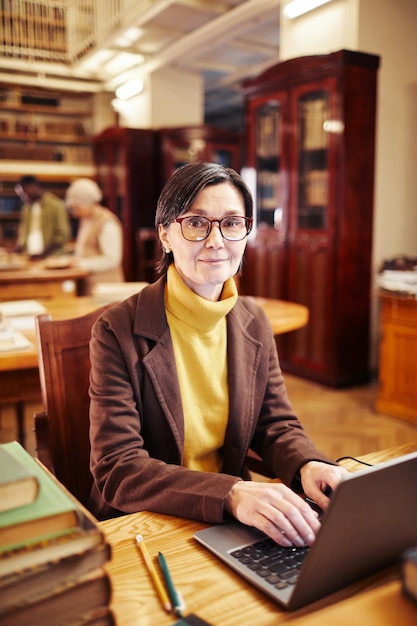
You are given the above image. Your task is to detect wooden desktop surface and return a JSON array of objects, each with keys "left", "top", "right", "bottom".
[
  {"left": 100, "top": 444, "right": 417, "bottom": 626},
  {"left": 0, "top": 261, "right": 88, "bottom": 301}
]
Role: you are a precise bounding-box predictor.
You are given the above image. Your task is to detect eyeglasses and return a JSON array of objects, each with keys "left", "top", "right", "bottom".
[{"left": 175, "top": 215, "right": 253, "bottom": 241}]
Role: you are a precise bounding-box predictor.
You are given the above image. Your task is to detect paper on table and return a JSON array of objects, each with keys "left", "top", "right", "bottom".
[
  {"left": 0, "top": 300, "right": 47, "bottom": 318},
  {"left": 9, "top": 316, "right": 37, "bottom": 331},
  {"left": 0, "top": 330, "right": 33, "bottom": 352}
]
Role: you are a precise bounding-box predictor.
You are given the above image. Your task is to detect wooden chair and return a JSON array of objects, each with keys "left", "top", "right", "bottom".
[
  {"left": 34, "top": 305, "right": 111, "bottom": 509},
  {"left": 34, "top": 305, "right": 273, "bottom": 510},
  {"left": 135, "top": 227, "right": 160, "bottom": 283}
]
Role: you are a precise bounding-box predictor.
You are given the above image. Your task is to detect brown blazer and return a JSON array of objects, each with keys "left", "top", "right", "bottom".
[{"left": 88, "top": 276, "right": 333, "bottom": 521}]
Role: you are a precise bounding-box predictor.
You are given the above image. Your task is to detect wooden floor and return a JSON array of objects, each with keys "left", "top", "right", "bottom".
[{"left": 1, "top": 373, "right": 417, "bottom": 461}]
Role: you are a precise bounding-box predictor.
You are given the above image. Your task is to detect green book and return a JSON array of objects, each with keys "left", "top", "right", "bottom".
[
  {"left": 0, "top": 442, "right": 81, "bottom": 552},
  {"left": 0, "top": 443, "right": 39, "bottom": 512}
]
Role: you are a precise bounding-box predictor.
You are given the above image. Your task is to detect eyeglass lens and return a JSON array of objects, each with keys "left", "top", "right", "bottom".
[{"left": 178, "top": 216, "right": 251, "bottom": 241}]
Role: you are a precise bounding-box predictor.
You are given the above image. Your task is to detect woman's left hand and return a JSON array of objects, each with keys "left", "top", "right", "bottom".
[{"left": 300, "top": 461, "right": 349, "bottom": 512}]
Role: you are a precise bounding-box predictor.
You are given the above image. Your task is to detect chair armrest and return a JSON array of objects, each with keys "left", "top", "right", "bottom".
[{"left": 33, "top": 410, "right": 54, "bottom": 474}]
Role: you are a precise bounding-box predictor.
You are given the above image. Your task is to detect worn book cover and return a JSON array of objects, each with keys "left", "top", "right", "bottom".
[
  {"left": 0, "top": 541, "right": 111, "bottom": 614},
  {"left": 0, "top": 506, "right": 106, "bottom": 578},
  {"left": 0, "top": 566, "right": 112, "bottom": 626},
  {"left": 0, "top": 443, "right": 39, "bottom": 512},
  {"left": 0, "top": 442, "right": 81, "bottom": 551}
]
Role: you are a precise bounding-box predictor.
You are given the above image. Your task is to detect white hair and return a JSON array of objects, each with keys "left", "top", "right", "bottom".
[{"left": 66, "top": 178, "right": 103, "bottom": 207}]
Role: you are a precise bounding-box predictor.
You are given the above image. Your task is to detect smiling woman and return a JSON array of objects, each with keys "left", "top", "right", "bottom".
[
  {"left": 158, "top": 172, "right": 251, "bottom": 302},
  {"left": 88, "top": 161, "right": 347, "bottom": 546}
]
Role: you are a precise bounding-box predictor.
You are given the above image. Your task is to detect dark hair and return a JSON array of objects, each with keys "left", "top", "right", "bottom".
[
  {"left": 18, "top": 175, "right": 41, "bottom": 187},
  {"left": 155, "top": 161, "right": 253, "bottom": 274}
]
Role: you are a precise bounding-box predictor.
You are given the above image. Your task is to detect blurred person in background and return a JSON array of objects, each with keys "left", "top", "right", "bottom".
[
  {"left": 14, "top": 175, "right": 70, "bottom": 259},
  {"left": 65, "top": 178, "right": 124, "bottom": 295}
]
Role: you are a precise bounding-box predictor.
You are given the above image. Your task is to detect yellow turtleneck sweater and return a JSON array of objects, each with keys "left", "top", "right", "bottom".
[{"left": 165, "top": 265, "right": 238, "bottom": 473}]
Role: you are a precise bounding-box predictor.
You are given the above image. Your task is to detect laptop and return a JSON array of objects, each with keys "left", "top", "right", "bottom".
[{"left": 194, "top": 451, "right": 417, "bottom": 610}]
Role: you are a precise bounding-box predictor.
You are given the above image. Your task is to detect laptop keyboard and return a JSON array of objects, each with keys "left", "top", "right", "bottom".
[{"left": 230, "top": 538, "right": 309, "bottom": 590}]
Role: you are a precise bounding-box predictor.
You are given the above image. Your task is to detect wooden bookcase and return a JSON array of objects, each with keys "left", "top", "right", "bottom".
[
  {"left": 0, "top": 84, "right": 93, "bottom": 166},
  {"left": 0, "top": 2, "right": 67, "bottom": 59},
  {"left": 241, "top": 50, "right": 380, "bottom": 387},
  {"left": 93, "top": 127, "right": 159, "bottom": 282},
  {"left": 0, "top": 83, "right": 96, "bottom": 247}
]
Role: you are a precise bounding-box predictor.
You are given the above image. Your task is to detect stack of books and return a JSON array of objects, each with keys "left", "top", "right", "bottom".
[{"left": 0, "top": 442, "right": 114, "bottom": 625}]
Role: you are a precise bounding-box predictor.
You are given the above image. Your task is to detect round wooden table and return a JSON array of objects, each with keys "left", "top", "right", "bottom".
[{"left": 249, "top": 296, "right": 308, "bottom": 335}]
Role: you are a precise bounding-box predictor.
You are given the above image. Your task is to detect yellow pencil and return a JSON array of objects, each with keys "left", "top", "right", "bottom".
[{"left": 135, "top": 534, "right": 172, "bottom": 613}]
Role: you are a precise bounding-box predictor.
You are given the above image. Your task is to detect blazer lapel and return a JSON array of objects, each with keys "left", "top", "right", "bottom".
[
  {"left": 222, "top": 303, "right": 261, "bottom": 474},
  {"left": 133, "top": 279, "right": 185, "bottom": 451}
]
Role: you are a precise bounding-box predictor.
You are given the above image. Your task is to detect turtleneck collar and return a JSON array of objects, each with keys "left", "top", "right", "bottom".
[{"left": 165, "top": 265, "right": 238, "bottom": 333}]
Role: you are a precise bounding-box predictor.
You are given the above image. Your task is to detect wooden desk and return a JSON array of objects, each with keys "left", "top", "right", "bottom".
[
  {"left": 0, "top": 295, "right": 307, "bottom": 447},
  {"left": 100, "top": 445, "right": 417, "bottom": 626},
  {"left": 0, "top": 263, "right": 88, "bottom": 301}
]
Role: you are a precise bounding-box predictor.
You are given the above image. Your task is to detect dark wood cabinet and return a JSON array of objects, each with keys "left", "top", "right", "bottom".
[
  {"left": 376, "top": 293, "right": 417, "bottom": 424},
  {"left": 241, "top": 50, "right": 380, "bottom": 387},
  {"left": 93, "top": 128, "right": 158, "bottom": 281}
]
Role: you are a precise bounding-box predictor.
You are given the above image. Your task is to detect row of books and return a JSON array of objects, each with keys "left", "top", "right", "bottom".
[
  {"left": 256, "top": 109, "right": 281, "bottom": 158},
  {"left": 302, "top": 169, "right": 328, "bottom": 206},
  {"left": 0, "top": 1, "right": 65, "bottom": 21},
  {"left": 1, "top": 13, "right": 66, "bottom": 51},
  {"left": 300, "top": 98, "right": 328, "bottom": 150},
  {"left": 0, "top": 196, "right": 21, "bottom": 212},
  {"left": 0, "top": 142, "right": 93, "bottom": 163},
  {"left": 257, "top": 170, "right": 281, "bottom": 210},
  {"left": 0, "top": 117, "right": 88, "bottom": 137},
  {"left": 0, "top": 87, "right": 60, "bottom": 107},
  {"left": 0, "top": 442, "right": 114, "bottom": 625}
]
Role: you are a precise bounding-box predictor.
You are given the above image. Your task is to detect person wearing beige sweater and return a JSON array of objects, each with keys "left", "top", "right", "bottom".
[{"left": 65, "top": 178, "right": 124, "bottom": 294}]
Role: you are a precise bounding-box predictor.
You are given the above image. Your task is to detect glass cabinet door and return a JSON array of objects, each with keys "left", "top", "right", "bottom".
[
  {"left": 253, "top": 99, "right": 284, "bottom": 228},
  {"left": 297, "top": 89, "right": 330, "bottom": 230}
]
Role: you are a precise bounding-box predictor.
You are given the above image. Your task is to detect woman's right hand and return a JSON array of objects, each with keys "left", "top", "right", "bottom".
[{"left": 225, "top": 480, "right": 320, "bottom": 547}]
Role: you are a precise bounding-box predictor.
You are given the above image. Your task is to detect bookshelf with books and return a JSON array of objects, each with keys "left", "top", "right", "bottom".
[
  {"left": 0, "top": 84, "right": 94, "bottom": 168},
  {"left": 0, "top": 1, "right": 66, "bottom": 60},
  {"left": 241, "top": 50, "right": 380, "bottom": 387},
  {"left": 93, "top": 127, "right": 159, "bottom": 282},
  {"left": 0, "top": 82, "right": 96, "bottom": 246}
]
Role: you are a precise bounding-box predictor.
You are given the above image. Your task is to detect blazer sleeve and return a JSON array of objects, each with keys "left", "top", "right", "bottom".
[{"left": 246, "top": 303, "right": 336, "bottom": 489}]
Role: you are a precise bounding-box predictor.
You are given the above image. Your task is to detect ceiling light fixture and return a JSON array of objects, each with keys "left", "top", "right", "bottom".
[
  {"left": 283, "top": 0, "right": 332, "bottom": 19},
  {"left": 115, "top": 79, "right": 144, "bottom": 100},
  {"left": 114, "top": 26, "right": 144, "bottom": 48}
]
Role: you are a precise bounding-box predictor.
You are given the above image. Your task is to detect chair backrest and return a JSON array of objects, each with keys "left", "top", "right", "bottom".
[
  {"left": 35, "top": 305, "right": 110, "bottom": 508},
  {"left": 136, "top": 227, "right": 160, "bottom": 283}
]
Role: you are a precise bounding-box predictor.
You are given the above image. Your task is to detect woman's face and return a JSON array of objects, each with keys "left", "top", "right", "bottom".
[{"left": 159, "top": 182, "right": 248, "bottom": 301}]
